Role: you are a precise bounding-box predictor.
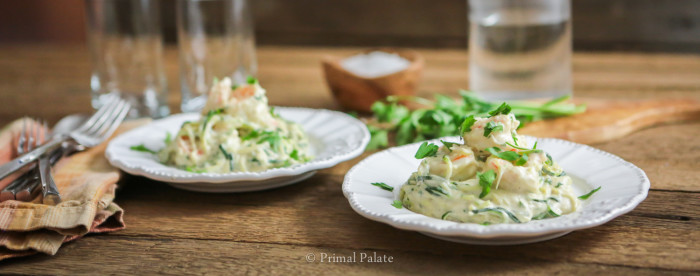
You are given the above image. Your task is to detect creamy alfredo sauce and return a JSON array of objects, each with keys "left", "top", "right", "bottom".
[{"left": 399, "top": 112, "right": 579, "bottom": 224}]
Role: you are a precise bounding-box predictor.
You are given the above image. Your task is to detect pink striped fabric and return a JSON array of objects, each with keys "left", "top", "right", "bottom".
[{"left": 0, "top": 118, "right": 145, "bottom": 261}]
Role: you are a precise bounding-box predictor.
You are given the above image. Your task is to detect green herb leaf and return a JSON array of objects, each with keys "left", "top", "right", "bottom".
[
  {"left": 391, "top": 200, "right": 403, "bottom": 209},
  {"left": 488, "top": 102, "right": 512, "bottom": 116},
  {"left": 485, "top": 147, "right": 519, "bottom": 162},
  {"left": 483, "top": 121, "right": 504, "bottom": 137},
  {"left": 246, "top": 76, "right": 257, "bottom": 84},
  {"left": 365, "top": 91, "right": 586, "bottom": 150},
  {"left": 290, "top": 149, "right": 299, "bottom": 160},
  {"left": 130, "top": 144, "right": 156, "bottom": 154},
  {"left": 242, "top": 129, "right": 260, "bottom": 140},
  {"left": 231, "top": 84, "right": 239, "bottom": 90},
  {"left": 164, "top": 132, "right": 172, "bottom": 144},
  {"left": 414, "top": 142, "right": 439, "bottom": 159},
  {"left": 578, "top": 186, "right": 601, "bottom": 200},
  {"left": 441, "top": 211, "right": 452, "bottom": 220},
  {"left": 219, "top": 144, "right": 234, "bottom": 171},
  {"left": 202, "top": 108, "right": 225, "bottom": 131},
  {"left": 511, "top": 131, "right": 519, "bottom": 146},
  {"left": 514, "top": 153, "right": 529, "bottom": 166},
  {"left": 460, "top": 115, "right": 477, "bottom": 134},
  {"left": 472, "top": 207, "right": 521, "bottom": 223},
  {"left": 257, "top": 131, "right": 282, "bottom": 150},
  {"left": 425, "top": 186, "right": 449, "bottom": 197},
  {"left": 477, "top": 170, "right": 496, "bottom": 198},
  {"left": 185, "top": 165, "right": 206, "bottom": 173},
  {"left": 371, "top": 182, "right": 394, "bottom": 192}
]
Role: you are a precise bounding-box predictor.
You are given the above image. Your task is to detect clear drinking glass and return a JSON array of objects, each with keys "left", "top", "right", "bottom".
[
  {"left": 177, "top": 0, "right": 257, "bottom": 113},
  {"left": 468, "top": 0, "right": 572, "bottom": 100},
  {"left": 85, "top": 0, "right": 170, "bottom": 118}
]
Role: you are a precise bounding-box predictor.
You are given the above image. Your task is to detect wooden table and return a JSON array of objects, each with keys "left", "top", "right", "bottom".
[{"left": 0, "top": 45, "right": 699, "bottom": 274}]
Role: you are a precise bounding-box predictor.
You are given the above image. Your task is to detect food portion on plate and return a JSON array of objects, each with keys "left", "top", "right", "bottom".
[
  {"left": 157, "top": 77, "right": 312, "bottom": 173},
  {"left": 398, "top": 103, "right": 593, "bottom": 225}
]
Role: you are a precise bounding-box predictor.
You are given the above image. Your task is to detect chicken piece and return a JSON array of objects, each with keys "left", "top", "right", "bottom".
[
  {"left": 484, "top": 155, "right": 540, "bottom": 193},
  {"left": 419, "top": 145, "right": 479, "bottom": 181}
]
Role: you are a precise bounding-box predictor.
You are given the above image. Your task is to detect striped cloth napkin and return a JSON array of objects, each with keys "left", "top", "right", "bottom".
[{"left": 0, "top": 118, "right": 144, "bottom": 260}]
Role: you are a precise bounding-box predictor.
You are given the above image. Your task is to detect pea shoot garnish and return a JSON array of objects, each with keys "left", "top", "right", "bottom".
[{"left": 578, "top": 186, "right": 602, "bottom": 200}]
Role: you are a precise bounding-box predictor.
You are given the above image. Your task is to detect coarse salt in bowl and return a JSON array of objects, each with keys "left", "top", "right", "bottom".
[{"left": 322, "top": 48, "right": 424, "bottom": 112}]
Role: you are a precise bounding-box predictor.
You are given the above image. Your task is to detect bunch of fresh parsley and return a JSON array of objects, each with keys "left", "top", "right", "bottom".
[{"left": 365, "top": 90, "right": 585, "bottom": 150}]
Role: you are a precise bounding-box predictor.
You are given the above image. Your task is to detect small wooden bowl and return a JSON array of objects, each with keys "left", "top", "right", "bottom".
[{"left": 322, "top": 48, "right": 424, "bottom": 112}]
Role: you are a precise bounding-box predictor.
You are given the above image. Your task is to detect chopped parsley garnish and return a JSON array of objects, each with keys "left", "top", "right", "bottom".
[
  {"left": 472, "top": 207, "right": 521, "bottom": 223},
  {"left": 290, "top": 149, "right": 299, "bottom": 160},
  {"left": 247, "top": 76, "right": 257, "bottom": 84},
  {"left": 202, "top": 108, "right": 225, "bottom": 131},
  {"left": 425, "top": 186, "right": 449, "bottom": 197},
  {"left": 488, "top": 102, "right": 512, "bottom": 117},
  {"left": 514, "top": 153, "right": 529, "bottom": 166},
  {"left": 532, "top": 205, "right": 561, "bottom": 220},
  {"left": 414, "top": 142, "right": 439, "bottom": 159},
  {"left": 231, "top": 84, "right": 239, "bottom": 90},
  {"left": 477, "top": 170, "right": 496, "bottom": 198},
  {"left": 542, "top": 167, "right": 566, "bottom": 177},
  {"left": 545, "top": 153, "right": 554, "bottom": 166},
  {"left": 130, "top": 144, "right": 156, "bottom": 154},
  {"left": 242, "top": 129, "right": 260, "bottom": 140},
  {"left": 485, "top": 147, "right": 520, "bottom": 162},
  {"left": 441, "top": 211, "right": 452, "bottom": 220},
  {"left": 164, "top": 132, "right": 172, "bottom": 144},
  {"left": 578, "top": 186, "right": 601, "bottom": 200},
  {"left": 185, "top": 165, "right": 206, "bottom": 173},
  {"left": 483, "top": 121, "right": 504, "bottom": 137},
  {"left": 371, "top": 182, "right": 394, "bottom": 192},
  {"left": 532, "top": 197, "right": 559, "bottom": 203},
  {"left": 257, "top": 131, "right": 282, "bottom": 150},
  {"left": 218, "top": 144, "right": 234, "bottom": 171},
  {"left": 391, "top": 200, "right": 403, "bottom": 209},
  {"left": 460, "top": 115, "right": 477, "bottom": 134}
]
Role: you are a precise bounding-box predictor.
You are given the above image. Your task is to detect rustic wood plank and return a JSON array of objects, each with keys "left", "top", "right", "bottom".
[
  {"left": 0, "top": 235, "right": 688, "bottom": 275},
  {"left": 91, "top": 172, "right": 699, "bottom": 271}
]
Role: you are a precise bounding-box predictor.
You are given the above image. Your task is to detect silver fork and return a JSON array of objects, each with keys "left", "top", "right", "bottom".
[
  {"left": 0, "top": 118, "right": 44, "bottom": 201},
  {"left": 0, "top": 94, "right": 130, "bottom": 181}
]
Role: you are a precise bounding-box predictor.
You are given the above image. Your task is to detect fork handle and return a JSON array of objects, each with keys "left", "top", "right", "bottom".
[
  {"left": 0, "top": 136, "right": 66, "bottom": 181},
  {"left": 38, "top": 155, "right": 61, "bottom": 205}
]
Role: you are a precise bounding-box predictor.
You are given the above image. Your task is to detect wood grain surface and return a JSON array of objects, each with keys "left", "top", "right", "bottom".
[{"left": 0, "top": 45, "right": 699, "bottom": 275}]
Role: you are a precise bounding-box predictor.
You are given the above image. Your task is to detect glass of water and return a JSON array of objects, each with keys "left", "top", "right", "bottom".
[
  {"left": 85, "top": 0, "right": 170, "bottom": 118},
  {"left": 177, "top": 0, "right": 258, "bottom": 113},
  {"left": 468, "top": 0, "right": 572, "bottom": 100}
]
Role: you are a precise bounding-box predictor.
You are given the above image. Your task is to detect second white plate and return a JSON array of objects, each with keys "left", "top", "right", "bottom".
[{"left": 342, "top": 136, "right": 650, "bottom": 245}]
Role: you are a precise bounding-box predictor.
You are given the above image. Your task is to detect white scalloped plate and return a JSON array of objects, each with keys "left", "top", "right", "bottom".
[
  {"left": 342, "top": 136, "right": 650, "bottom": 245},
  {"left": 106, "top": 107, "right": 369, "bottom": 192}
]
